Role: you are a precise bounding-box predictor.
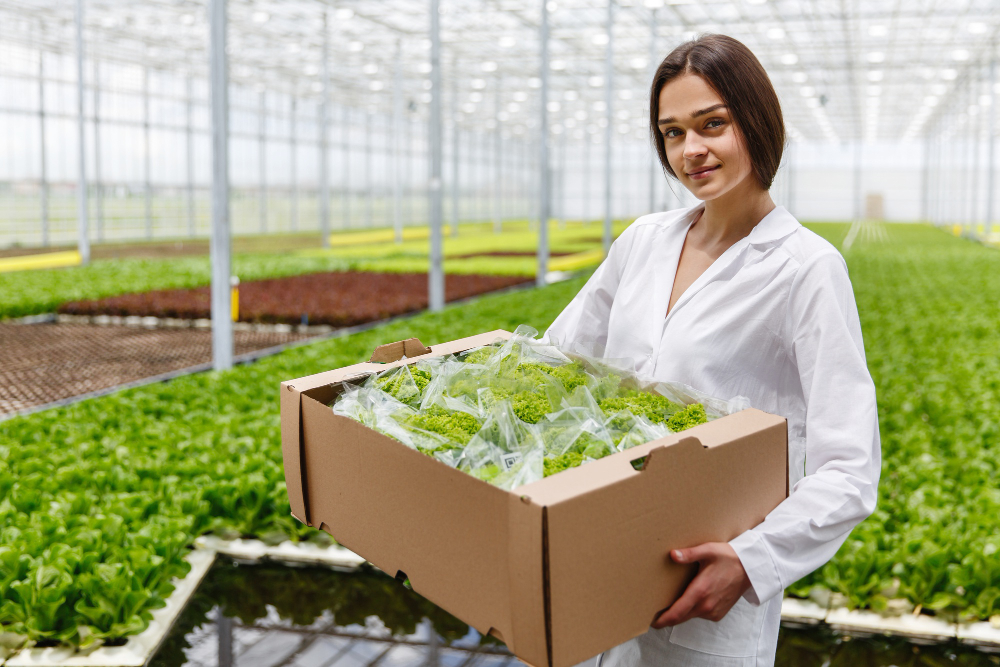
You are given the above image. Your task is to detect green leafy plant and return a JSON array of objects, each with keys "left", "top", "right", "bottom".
[
  {"left": 0, "top": 273, "right": 592, "bottom": 650},
  {"left": 337, "top": 333, "right": 712, "bottom": 485}
]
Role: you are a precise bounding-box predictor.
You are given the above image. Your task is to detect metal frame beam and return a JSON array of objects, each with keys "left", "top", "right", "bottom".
[
  {"left": 74, "top": 0, "right": 89, "bottom": 263},
  {"left": 428, "top": 0, "right": 445, "bottom": 312},
  {"left": 536, "top": 0, "right": 550, "bottom": 287},
  {"left": 209, "top": 0, "right": 233, "bottom": 371}
]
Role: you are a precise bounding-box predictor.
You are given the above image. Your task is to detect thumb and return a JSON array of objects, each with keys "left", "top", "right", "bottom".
[{"left": 670, "top": 543, "right": 717, "bottom": 564}]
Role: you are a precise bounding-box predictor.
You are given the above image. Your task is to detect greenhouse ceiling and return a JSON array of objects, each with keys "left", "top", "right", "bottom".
[{"left": 2, "top": 0, "right": 999, "bottom": 144}]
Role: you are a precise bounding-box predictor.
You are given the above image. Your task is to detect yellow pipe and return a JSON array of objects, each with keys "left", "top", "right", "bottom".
[
  {"left": 0, "top": 250, "right": 82, "bottom": 273},
  {"left": 230, "top": 276, "right": 240, "bottom": 322}
]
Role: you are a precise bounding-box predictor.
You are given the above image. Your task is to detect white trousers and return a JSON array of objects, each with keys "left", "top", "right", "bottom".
[{"left": 597, "top": 595, "right": 782, "bottom": 667}]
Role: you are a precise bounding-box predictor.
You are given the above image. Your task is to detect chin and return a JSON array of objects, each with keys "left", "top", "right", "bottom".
[
  {"left": 687, "top": 184, "right": 724, "bottom": 202},
  {"left": 692, "top": 176, "right": 743, "bottom": 201}
]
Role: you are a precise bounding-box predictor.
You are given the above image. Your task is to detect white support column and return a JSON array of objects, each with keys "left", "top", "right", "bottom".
[
  {"left": 987, "top": 59, "right": 996, "bottom": 236},
  {"left": 969, "top": 76, "right": 983, "bottom": 230},
  {"left": 584, "top": 135, "right": 591, "bottom": 224},
  {"left": 209, "top": 0, "right": 232, "bottom": 371},
  {"left": 428, "top": 0, "right": 445, "bottom": 311},
  {"left": 186, "top": 76, "right": 196, "bottom": 237},
  {"left": 537, "top": 0, "right": 550, "bottom": 286},
  {"left": 393, "top": 39, "right": 403, "bottom": 243},
  {"left": 365, "top": 109, "right": 373, "bottom": 228},
  {"left": 74, "top": 0, "right": 90, "bottom": 263},
  {"left": 786, "top": 140, "right": 796, "bottom": 217},
  {"left": 483, "top": 130, "right": 488, "bottom": 222},
  {"left": 405, "top": 114, "right": 413, "bottom": 225},
  {"left": 921, "top": 135, "right": 931, "bottom": 222},
  {"left": 926, "top": 133, "right": 934, "bottom": 224},
  {"left": 927, "top": 134, "right": 937, "bottom": 224},
  {"left": 493, "top": 75, "right": 502, "bottom": 233},
  {"left": 558, "top": 129, "right": 566, "bottom": 228},
  {"left": 290, "top": 97, "right": 298, "bottom": 232},
  {"left": 962, "top": 83, "right": 973, "bottom": 228},
  {"left": 602, "top": 0, "right": 615, "bottom": 255},
  {"left": 258, "top": 90, "right": 267, "bottom": 234},
  {"left": 648, "top": 7, "right": 657, "bottom": 214},
  {"left": 852, "top": 139, "right": 862, "bottom": 221},
  {"left": 39, "top": 54, "right": 49, "bottom": 247},
  {"left": 144, "top": 66, "right": 153, "bottom": 238},
  {"left": 342, "top": 105, "right": 351, "bottom": 229},
  {"left": 93, "top": 59, "right": 104, "bottom": 242},
  {"left": 451, "top": 71, "right": 460, "bottom": 236},
  {"left": 319, "top": 10, "right": 331, "bottom": 246}
]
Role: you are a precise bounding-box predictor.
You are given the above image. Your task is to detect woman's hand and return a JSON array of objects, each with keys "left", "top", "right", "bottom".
[{"left": 652, "top": 542, "right": 752, "bottom": 628}]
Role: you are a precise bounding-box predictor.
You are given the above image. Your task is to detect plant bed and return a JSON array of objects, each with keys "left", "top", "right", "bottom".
[
  {"left": 58, "top": 272, "right": 532, "bottom": 328},
  {"left": 0, "top": 322, "right": 314, "bottom": 417},
  {"left": 448, "top": 250, "right": 575, "bottom": 259},
  {"left": 6, "top": 223, "right": 1000, "bottom": 655},
  {"left": 0, "top": 275, "right": 591, "bottom": 652}
]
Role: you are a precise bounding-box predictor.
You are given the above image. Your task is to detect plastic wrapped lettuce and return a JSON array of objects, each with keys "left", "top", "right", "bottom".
[{"left": 331, "top": 325, "right": 750, "bottom": 490}]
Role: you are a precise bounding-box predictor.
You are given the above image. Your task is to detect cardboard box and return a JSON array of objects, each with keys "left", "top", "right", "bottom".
[{"left": 281, "top": 330, "right": 788, "bottom": 667}]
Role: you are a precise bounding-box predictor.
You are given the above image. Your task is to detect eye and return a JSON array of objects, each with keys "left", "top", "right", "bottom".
[
  {"left": 706, "top": 118, "right": 724, "bottom": 129},
  {"left": 663, "top": 128, "right": 682, "bottom": 138}
]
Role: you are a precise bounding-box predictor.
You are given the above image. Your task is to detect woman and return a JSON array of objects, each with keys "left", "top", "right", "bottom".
[{"left": 544, "top": 35, "right": 881, "bottom": 666}]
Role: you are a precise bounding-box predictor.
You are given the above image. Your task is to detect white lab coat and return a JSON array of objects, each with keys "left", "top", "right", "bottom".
[{"left": 544, "top": 202, "right": 881, "bottom": 666}]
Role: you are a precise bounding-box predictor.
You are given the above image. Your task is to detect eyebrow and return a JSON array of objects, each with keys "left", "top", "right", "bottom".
[{"left": 657, "top": 103, "right": 727, "bottom": 126}]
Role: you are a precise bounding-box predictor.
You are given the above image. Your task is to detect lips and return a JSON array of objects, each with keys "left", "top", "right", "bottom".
[{"left": 687, "top": 165, "right": 720, "bottom": 177}]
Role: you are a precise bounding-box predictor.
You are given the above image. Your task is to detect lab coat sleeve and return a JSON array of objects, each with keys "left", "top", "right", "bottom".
[
  {"left": 541, "top": 225, "right": 637, "bottom": 357},
  {"left": 729, "top": 250, "right": 881, "bottom": 605}
]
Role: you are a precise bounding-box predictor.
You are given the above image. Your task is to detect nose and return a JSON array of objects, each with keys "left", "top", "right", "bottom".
[{"left": 682, "top": 133, "right": 707, "bottom": 160}]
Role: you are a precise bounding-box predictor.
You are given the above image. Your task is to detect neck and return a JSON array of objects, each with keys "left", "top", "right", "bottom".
[{"left": 695, "top": 177, "right": 776, "bottom": 247}]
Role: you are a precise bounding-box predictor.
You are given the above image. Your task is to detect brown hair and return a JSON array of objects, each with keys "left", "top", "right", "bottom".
[{"left": 649, "top": 34, "right": 785, "bottom": 190}]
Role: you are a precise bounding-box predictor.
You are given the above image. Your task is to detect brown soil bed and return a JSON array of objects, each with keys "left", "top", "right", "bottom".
[
  {"left": 449, "top": 250, "right": 575, "bottom": 259},
  {"left": 59, "top": 271, "right": 532, "bottom": 327},
  {"left": 577, "top": 235, "right": 620, "bottom": 245},
  {"left": 0, "top": 323, "right": 312, "bottom": 416}
]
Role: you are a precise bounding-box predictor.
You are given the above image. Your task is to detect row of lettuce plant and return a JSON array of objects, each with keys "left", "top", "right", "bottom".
[{"left": 2, "top": 223, "right": 999, "bottom": 652}]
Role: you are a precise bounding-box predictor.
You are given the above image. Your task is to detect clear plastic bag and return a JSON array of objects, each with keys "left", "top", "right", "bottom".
[
  {"left": 366, "top": 362, "right": 433, "bottom": 407},
  {"left": 330, "top": 325, "right": 750, "bottom": 489},
  {"left": 453, "top": 400, "right": 545, "bottom": 489}
]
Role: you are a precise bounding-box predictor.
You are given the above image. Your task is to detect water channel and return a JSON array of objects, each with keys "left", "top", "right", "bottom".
[{"left": 149, "top": 560, "right": 1000, "bottom": 667}]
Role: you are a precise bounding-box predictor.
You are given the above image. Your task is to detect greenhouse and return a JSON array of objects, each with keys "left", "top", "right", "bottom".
[{"left": 1, "top": 0, "right": 1000, "bottom": 665}]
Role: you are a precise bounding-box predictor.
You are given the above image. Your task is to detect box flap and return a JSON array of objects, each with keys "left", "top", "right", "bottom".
[
  {"left": 279, "top": 380, "right": 310, "bottom": 525},
  {"left": 370, "top": 337, "right": 432, "bottom": 362},
  {"left": 504, "top": 493, "right": 548, "bottom": 667}
]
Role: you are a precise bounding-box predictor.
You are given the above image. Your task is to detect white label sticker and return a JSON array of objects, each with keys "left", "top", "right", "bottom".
[{"left": 501, "top": 452, "right": 523, "bottom": 471}]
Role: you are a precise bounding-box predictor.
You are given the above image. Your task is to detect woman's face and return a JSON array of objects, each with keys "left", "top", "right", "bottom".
[{"left": 657, "top": 73, "right": 754, "bottom": 201}]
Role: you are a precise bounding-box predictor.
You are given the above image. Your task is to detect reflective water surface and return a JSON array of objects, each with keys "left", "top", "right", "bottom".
[{"left": 150, "top": 560, "right": 1000, "bottom": 667}]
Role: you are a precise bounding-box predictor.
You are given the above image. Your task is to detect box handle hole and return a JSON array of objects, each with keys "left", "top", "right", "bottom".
[{"left": 394, "top": 570, "right": 412, "bottom": 590}]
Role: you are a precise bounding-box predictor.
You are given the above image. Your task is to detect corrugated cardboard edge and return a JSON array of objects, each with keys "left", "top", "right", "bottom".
[
  {"left": 504, "top": 494, "right": 548, "bottom": 667},
  {"left": 280, "top": 329, "right": 512, "bottom": 529},
  {"left": 5, "top": 549, "right": 215, "bottom": 667}
]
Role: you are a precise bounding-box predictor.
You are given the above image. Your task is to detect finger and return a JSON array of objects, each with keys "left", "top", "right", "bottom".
[
  {"left": 651, "top": 580, "right": 705, "bottom": 629},
  {"left": 671, "top": 542, "right": 719, "bottom": 565}
]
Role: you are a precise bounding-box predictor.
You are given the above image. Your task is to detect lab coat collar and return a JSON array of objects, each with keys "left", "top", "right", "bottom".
[
  {"left": 660, "top": 202, "right": 798, "bottom": 326},
  {"left": 680, "top": 201, "right": 801, "bottom": 246},
  {"left": 746, "top": 205, "right": 801, "bottom": 246}
]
